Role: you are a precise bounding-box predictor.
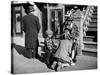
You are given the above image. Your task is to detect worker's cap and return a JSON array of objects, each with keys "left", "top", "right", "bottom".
[
  {"left": 27, "top": 1, "right": 35, "bottom": 6},
  {"left": 23, "top": 1, "right": 35, "bottom": 12}
]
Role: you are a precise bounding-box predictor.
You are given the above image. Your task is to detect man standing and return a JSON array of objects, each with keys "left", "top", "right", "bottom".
[{"left": 22, "top": 2, "right": 40, "bottom": 58}]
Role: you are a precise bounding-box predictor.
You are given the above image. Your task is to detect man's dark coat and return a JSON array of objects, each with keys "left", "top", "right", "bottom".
[{"left": 22, "top": 13, "right": 40, "bottom": 49}]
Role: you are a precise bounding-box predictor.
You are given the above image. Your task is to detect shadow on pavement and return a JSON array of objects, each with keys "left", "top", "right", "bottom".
[
  {"left": 11, "top": 43, "right": 53, "bottom": 70},
  {"left": 12, "top": 43, "right": 33, "bottom": 59}
]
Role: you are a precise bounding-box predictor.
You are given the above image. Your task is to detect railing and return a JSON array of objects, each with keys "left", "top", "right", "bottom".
[{"left": 80, "top": 6, "right": 93, "bottom": 50}]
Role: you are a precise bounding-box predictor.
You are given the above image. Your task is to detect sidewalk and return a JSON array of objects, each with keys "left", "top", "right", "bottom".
[
  {"left": 12, "top": 48, "right": 97, "bottom": 74},
  {"left": 13, "top": 48, "right": 54, "bottom": 74},
  {"left": 12, "top": 37, "right": 97, "bottom": 74}
]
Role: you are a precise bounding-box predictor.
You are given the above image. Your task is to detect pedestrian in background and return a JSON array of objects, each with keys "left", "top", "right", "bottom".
[{"left": 22, "top": 2, "right": 40, "bottom": 58}]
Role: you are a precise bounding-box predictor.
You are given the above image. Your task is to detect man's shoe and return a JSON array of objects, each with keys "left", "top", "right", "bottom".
[
  {"left": 71, "top": 62, "right": 75, "bottom": 66},
  {"left": 54, "top": 63, "right": 58, "bottom": 72},
  {"left": 61, "top": 63, "right": 70, "bottom": 68}
]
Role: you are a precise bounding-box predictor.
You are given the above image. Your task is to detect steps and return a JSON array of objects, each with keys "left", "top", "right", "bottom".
[
  {"left": 88, "top": 7, "right": 97, "bottom": 32},
  {"left": 83, "top": 41, "right": 97, "bottom": 53},
  {"left": 83, "top": 36, "right": 95, "bottom": 41},
  {"left": 82, "top": 6, "right": 97, "bottom": 54},
  {"left": 83, "top": 41, "right": 97, "bottom": 49},
  {"left": 87, "top": 25, "right": 97, "bottom": 31},
  {"left": 89, "top": 21, "right": 97, "bottom": 25},
  {"left": 83, "top": 48, "right": 97, "bottom": 53}
]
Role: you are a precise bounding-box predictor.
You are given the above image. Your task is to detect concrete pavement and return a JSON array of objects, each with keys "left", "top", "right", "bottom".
[{"left": 12, "top": 47, "right": 97, "bottom": 74}]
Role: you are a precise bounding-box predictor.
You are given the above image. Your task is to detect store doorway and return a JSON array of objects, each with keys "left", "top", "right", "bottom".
[{"left": 49, "top": 8, "right": 63, "bottom": 39}]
